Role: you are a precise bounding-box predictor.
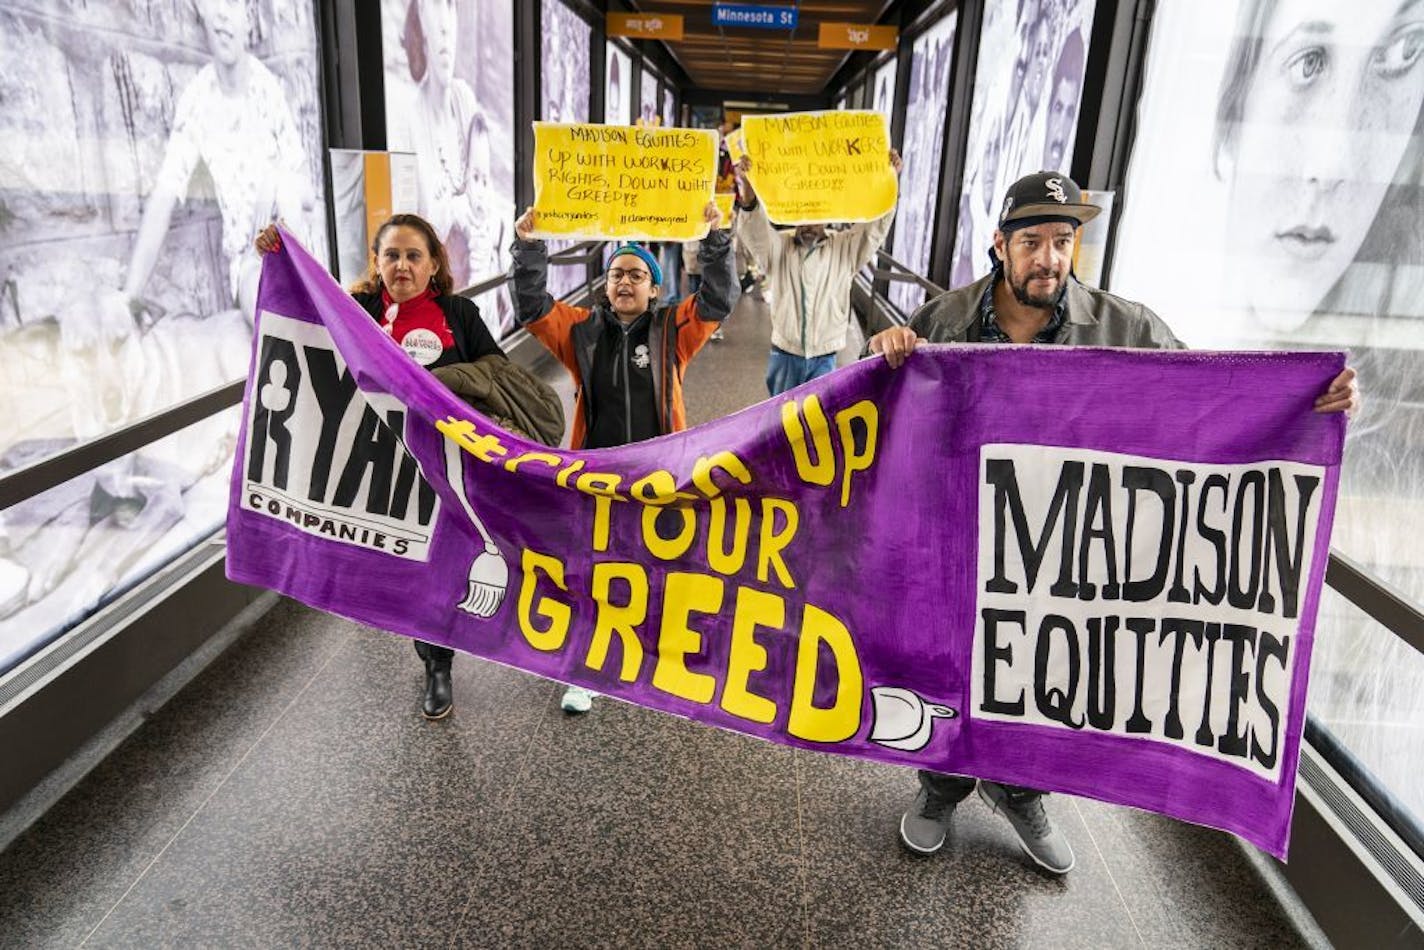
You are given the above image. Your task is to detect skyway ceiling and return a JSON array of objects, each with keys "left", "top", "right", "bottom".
[{"left": 625, "top": 1, "right": 896, "bottom": 95}]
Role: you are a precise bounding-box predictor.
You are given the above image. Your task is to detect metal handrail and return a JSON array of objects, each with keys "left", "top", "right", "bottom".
[
  {"left": 1326, "top": 551, "right": 1424, "bottom": 655},
  {"left": 869, "top": 249, "right": 946, "bottom": 296},
  {"left": 0, "top": 380, "right": 245, "bottom": 512}
]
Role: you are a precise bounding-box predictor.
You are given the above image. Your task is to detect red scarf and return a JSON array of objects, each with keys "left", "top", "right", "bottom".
[{"left": 379, "top": 287, "right": 455, "bottom": 364}]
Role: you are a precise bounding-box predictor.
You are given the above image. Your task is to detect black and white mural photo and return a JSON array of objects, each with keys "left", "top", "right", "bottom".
[
  {"left": 0, "top": 0, "right": 328, "bottom": 670},
  {"left": 1112, "top": 0, "right": 1424, "bottom": 822},
  {"left": 540, "top": 0, "right": 593, "bottom": 299},
  {"left": 950, "top": 0, "right": 1097, "bottom": 288},
  {"left": 382, "top": 0, "right": 516, "bottom": 334},
  {"left": 606, "top": 42, "right": 632, "bottom": 126},
  {"left": 890, "top": 10, "right": 958, "bottom": 314}
]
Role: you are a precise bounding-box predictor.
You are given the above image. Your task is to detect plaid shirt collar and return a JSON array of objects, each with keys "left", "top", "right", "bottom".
[{"left": 978, "top": 269, "right": 1069, "bottom": 344}]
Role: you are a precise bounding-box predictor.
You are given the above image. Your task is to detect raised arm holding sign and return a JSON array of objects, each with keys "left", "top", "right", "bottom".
[
  {"left": 734, "top": 146, "right": 902, "bottom": 395},
  {"left": 529, "top": 122, "right": 719, "bottom": 241}
]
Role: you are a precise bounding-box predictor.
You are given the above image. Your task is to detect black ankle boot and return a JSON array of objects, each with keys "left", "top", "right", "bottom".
[{"left": 423, "top": 664, "right": 453, "bottom": 720}]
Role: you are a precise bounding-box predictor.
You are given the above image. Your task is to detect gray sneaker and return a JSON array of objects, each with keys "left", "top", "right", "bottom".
[
  {"left": 977, "top": 780, "right": 1075, "bottom": 874},
  {"left": 899, "top": 788, "right": 957, "bottom": 854}
]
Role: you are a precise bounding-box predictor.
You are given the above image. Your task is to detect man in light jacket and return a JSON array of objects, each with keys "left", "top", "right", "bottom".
[{"left": 734, "top": 150, "right": 901, "bottom": 395}]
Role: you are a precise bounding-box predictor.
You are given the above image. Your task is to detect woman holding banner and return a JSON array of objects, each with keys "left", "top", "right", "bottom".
[
  {"left": 509, "top": 200, "right": 737, "bottom": 713},
  {"left": 255, "top": 215, "right": 558, "bottom": 722}
]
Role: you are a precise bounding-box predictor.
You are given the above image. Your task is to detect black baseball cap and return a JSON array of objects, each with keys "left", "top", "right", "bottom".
[{"left": 998, "top": 171, "right": 1101, "bottom": 231}]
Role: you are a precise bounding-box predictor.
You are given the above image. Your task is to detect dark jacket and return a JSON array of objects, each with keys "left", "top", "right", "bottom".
[
  {"left": 352, "top": 291, "right": 505, "bottom": 367},
  {"left": 906, "top": 273, "right": 1185, "bottom": 350},
  {"left": 509, "top": 230, "right": 738, "bottom": 449}
]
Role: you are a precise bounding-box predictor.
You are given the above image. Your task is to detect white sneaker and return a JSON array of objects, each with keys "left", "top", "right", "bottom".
[{"left": 561, "top": 685, "right": 595, "bottom": 714}]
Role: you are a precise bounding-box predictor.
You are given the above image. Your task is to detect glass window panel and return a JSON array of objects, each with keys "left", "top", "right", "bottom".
[
  {"left": 1111, "top": 0, "right": 1424, "bottom": 611},
  {"left": 890, "top": 11, "right": 959, "bottom": 314},
  {"left": 639, "top": 68, "right": 659, "bottom": 125},
  {"left": 541, "top": 0, "right": 591, "bottom": 124},
  {"left": 1308, "top": 584, "right": 1424, "bottom": 836},
  {"left": 949, "top": 0, "right": 1098, "bottom": 289},
  {"left": 0, "top": 1, "right": 328, "bottom": 470},
  {"left": 381, "top": 0, "right": 516, "bottom": 335},
  {"left": 0, "top": 407, "right": 241, "bottom": 675},
  {"left": 540, "top": 0, "right": 593, "bottom": 299},
  {"left": 606, "top": 43, "right": 632, "bottom": 126},
  {"left": 872, "top": 58, "right": 899, "bottom": 132}
]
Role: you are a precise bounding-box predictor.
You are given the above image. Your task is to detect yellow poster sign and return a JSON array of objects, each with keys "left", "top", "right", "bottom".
[
  {"left": 714, "top": 193, "right": 735, "bottom": 229},
  {"left": 531, "top": 123, "right": 718, "bottom": 241},
  {"left": 725, "top": 127, "right": 747, "bottom": 163},
  {"left": 742, "top": 111, "right": 896, "bottom": 224}
]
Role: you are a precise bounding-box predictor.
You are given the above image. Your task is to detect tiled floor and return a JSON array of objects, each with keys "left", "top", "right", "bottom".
[{"left": 0, "top": 293, "right": 1328, "bottom": 948}]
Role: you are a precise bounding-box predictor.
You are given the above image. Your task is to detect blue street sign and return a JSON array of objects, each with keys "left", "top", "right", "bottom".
[{"left": 711, "top": 4, "right": 798, "bottom": 30}]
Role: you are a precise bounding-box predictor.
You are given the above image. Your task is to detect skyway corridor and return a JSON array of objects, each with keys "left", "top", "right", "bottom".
[{"left": 0, "top": 293, "right": 1326, "bottom": 948}]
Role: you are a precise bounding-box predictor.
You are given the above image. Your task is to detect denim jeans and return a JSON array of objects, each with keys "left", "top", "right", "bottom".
[{"left": 765, "top": 346, "right": 837, "bottom": 396}]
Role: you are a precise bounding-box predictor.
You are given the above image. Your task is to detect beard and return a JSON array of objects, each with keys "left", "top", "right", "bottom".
[{"left": 1005, "top": 256, "right": 1063, "bottom": 309}]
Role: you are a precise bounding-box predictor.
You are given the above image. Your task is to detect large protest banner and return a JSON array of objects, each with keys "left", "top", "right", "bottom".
[
  {"left": 530, "top": 122, "right": 718, "bottom": 241},
  {"left": 229, "top": 234, "right": 1345, "bottom": 858},
  {"left": 742, "top": 111, "right": 897, "bottom": 223}
]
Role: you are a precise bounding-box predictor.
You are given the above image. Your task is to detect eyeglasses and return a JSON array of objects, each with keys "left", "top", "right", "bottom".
[{"left": 606, "top": 267, "right": 652, "bottom": 285}]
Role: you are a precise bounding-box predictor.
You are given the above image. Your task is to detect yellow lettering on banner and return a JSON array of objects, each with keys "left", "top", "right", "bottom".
[
  {"left": 788, "top": 604, "right": 863, "bottom": 743},
  {"left": 576, "top": 471, "right": 625, "bottom": 499},
  {"left": 757, "top": 498, "right": 799, "bottom": 589},
  {"left": 504, "top": 450, "right": 563, "bottom": 474},
  {"left": 722, "top": 587, "right": 783, "bottom": 724},
  {"left": 590, "top": 494, "right": 616, "bottom": 551},
  {"left": 652, "top": 572, "right": 723, "bottom": 703},
  {"left": 556, "top": 458, "right": 585, "bottom": 487},
  {"left": 643, "top": 504, "right": 697, "bottom": 560},
  {"left": 782, "top": 396, "right": 836, "bottom": 487},
  {"left": 707, "top": 497, "right": 752, "bottom": 575},
  {"left": 438, "top": 418, "right": 509, "bottom": 463},
  {"left": 836, "top": 400, "right": 878, "bottom": 508},
  {"left": 742, "top": 111, "right": 896, "bottom": 224},
  {"left": 586, "top": 562, "right": 648, "bottom": 681},
  {"left": 531, "top": 122, "right": 720, "bottom": 241},
  {"left": 517, "top": 549, "right": 571, "bottom": 651},
  {"left": 630, "top": 469, "right": 699, "bottom": 505},
  {"left": 692, "top": 451, "right": 752, "bottom": 498}
]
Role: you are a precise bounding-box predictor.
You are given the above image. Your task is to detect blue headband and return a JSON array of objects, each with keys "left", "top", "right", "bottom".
[{"left": 607, "top": 244, "right": 662, "bottom": 286}]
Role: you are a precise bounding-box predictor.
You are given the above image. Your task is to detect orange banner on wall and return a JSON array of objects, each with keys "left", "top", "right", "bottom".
[
  {"left": 816, "top": 23, "right": 898, "bottom": 51},
  {"left": 607, "top": 13, "right": 685, "bottom": 41}
]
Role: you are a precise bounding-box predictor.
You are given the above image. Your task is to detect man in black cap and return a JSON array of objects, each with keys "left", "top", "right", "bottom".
[
  {"left": 872, "top": 170, "right": 1183, "bottom": 356},
  {"left": 867, "top": 170, "right": 1359, "bottom": 875}
]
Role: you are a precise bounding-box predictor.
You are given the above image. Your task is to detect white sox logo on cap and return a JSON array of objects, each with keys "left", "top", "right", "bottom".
[{"left": 1046, "top": 177, "right": 1068, "bottom": 203}]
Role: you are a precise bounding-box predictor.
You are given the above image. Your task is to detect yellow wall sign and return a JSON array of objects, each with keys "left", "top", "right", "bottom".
[
  {"left": 742, "top": 111, "right": 896, "bottom": 224},
  {"left": 531, "top": 123, "right": 719, "bottom": 241},
  {"left": 816, "top": 23, "right": 898, "bottom": 50},
  {"left": 607, "top": 12, "right": 685, "bottom": 41}
]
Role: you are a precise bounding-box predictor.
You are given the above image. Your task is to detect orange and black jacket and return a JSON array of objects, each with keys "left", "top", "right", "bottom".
[{"left": 509, "top": 231, "right": 737, "bottom": 449}]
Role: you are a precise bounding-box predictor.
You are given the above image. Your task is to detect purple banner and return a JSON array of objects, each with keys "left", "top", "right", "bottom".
[{"left": 229, "top": 235, "right": 1345, "bottom": 858}]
